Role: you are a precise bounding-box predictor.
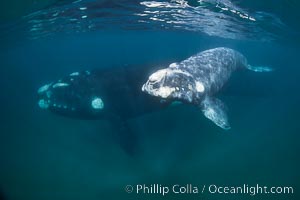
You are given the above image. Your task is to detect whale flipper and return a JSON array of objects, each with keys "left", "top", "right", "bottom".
[
  {"left": 200, "top": 96, "right": 231, "bottom": 130},
  {"left": 110, "top": 118, "right": 140, "bottom": 156},
  {"left": 246, "top": 65, "right": 273, "bottom": 72}
]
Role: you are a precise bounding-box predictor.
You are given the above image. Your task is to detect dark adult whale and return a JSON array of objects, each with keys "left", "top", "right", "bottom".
[
  {"left": 142, "top": 47, "right": 272, "bottom": 129},
  {"left": 37, "top": 65, "right": 171, "bottom": 154}
]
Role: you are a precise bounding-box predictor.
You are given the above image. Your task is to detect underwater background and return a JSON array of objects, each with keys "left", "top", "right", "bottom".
[{"left": 0, "top": 0, "right": 299, "bottom": 199}]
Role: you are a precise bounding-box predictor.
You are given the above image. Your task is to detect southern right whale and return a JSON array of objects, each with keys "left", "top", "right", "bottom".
[
  {"left": 142, "top": 47, "right": 272, "bottom": 129},
  {"left": 37, "top": 65, "right": 171, "bottom": 154},
  {"left": 37, "top": 47, "right": 272, "bottom": 153}
]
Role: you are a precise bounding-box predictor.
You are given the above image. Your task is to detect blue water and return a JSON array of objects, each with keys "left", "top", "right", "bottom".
[{"left": 0, "top": 0, "right": 299, "bottom": 200}]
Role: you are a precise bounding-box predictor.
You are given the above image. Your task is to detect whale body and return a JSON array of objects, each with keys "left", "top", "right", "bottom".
[
  {"left": 37, "top": 65, "right": 170, "bottom": 154},
  {"left": 142, "top": 47, "right": 272, "bottom": 129}
]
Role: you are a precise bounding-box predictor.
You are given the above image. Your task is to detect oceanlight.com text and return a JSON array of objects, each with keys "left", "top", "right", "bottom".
[{"left": 124, "top": 184, "right": 294, "bottom": 196}]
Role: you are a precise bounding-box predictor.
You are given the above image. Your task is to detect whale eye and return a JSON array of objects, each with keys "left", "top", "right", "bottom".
[{"left": 91, "top": 97, "right": 104, "bottom": 110}]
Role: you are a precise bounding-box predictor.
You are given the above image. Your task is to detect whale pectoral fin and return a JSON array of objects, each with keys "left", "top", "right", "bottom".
[
  {"left": 110, "top": 117, "right": 140, "bottom": 156},
  {"left": 200, "top": 96, "right": 231, "bottom": 130}
]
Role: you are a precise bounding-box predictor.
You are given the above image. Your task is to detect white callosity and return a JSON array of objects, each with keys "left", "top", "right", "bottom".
[
  {"left": 52, "top": 82, "right": 69, "bottom": 88},
  {"left": 91, "top": 97, "right": 104, "bottom": 110},
  {"left": 38, "top": 83, "right": 51, "bottom": 94},
  {"left": 37, "top": 83, "right": 52, "bottom": 109},
  {"left": 169, "top": 62, "right": 178, "bottom": 68},
  {"left": 142, "top": 68, "right": 176, "bottom": 98},
  {"left": 149, "top": 68, "right": 167, "bottom": 82},
  {"left": 69, "top": 72, "right": 80, "bottom": 76},
  {"left": 38, "top": 99, "right": 49, "bottom": 109},
  {"left": 154, "top": 86, "right": 176, "bottom": 98},
  {"left": 142, "top": 67, "right": 195, "bottom": 99}
]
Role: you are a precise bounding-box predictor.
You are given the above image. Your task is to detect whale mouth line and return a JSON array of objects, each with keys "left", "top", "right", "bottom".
[
  {"left": 38, "top": 96, "right": 76, "bottom": 111},
  {"left": 37, "top": 82, "right": 76, "bottom": 111}
]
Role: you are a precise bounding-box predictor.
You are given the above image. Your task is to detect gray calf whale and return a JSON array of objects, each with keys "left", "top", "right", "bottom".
[{"left": 142, "top": 47, "right": 272, "bottom": 129}]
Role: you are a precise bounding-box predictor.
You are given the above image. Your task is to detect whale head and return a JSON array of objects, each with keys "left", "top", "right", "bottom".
[
  {"left": 37, "top": 71, "right": 106, "bottom": 119},
  {"left": 142, "top": 66, "right": 205, "bottom": 103}
]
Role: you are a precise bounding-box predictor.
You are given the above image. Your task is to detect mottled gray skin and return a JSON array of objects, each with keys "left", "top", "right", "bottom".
[
  {"left": 142, "top": 47, "right": 253, "bottom": 129},
  {"left": 143, "top": 47, "right": 247, "bottom": 104},
  {"left": 173, "top": 47, "right": 247, "bottom": 103}
]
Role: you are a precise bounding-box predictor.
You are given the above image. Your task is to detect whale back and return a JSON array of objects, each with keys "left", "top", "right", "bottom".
[
  {"left": 142, "top": 47, "right": 248, "bottom": 104},
  {"left": 177, "top": 47, "right": 247, "bottom": 96}
]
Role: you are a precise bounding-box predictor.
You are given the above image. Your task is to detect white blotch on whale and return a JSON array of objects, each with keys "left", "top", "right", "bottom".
[
  {"left": 195, "top": 81, "right": 205, "bottom": 92},
  {"left": 91, "top": 97, "right": 104, "bottom": 110},
  {"left": 70, "top": 72, "right": 80, "bottom": 76},
  {"left": 169, "top": 62, "right": 178, "bottom": 68},
  {"left": 149, "top": 69, "right": 167, "bottom": 82},
  {"left": 52, "top": 83, "right": 69, "bottom": 88},
  {"left": 153, "top": 86, "right": 175, "bottom": 98},
  {"left": 38, "top": 99, "right": 49, "bottom": 109},
  {"left": 38, "top": 83, "right": 51, "bottom": 94}
]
